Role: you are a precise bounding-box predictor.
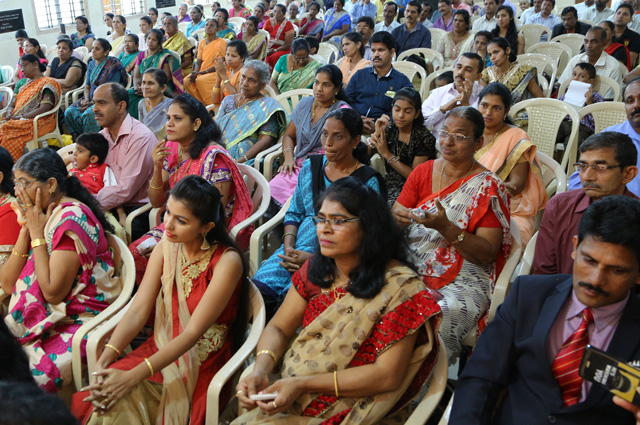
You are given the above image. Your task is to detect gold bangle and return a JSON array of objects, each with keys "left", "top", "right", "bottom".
[
  {"left": 149, "top": 180, "right": 164, "bottom": 190},
  {"left": 213, "top": 87, "right": 221, "bottom": 92},
  {"left": 282, "top": 232, "right": 297, "bottom": 243},
  {"left": 104, "top": 343, "right": 121, "bottom": 357},
  {"left": 256, "top": 349, "right": 277, "bottom": 364},
  {"left": 11, "top": 249, "right": 29, "bottom": 258},
  {"left": 334, "top": 370, "right": 339, "bottom": 398},
  {"left": 144, "top": 357, "right": 155, "bottom": 376},
  {"left": 31, "top": 239, "right": 46, "bottom": 249}
]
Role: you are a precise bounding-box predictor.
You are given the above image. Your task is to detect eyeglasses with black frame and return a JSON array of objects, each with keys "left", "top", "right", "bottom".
[
  {"left": 573, "top": 162, "right": 623, "bottom": 173},
  {"left": 312, "top": 216, "right": 360, "bottom": 229}
]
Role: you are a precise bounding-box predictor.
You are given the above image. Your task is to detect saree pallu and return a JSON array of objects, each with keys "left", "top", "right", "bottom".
[
  {"left": 217, "top": 27, "right": 237, "bottom": 40},
  {"left": 275, "top": 56, "right": 322, "bottom": 93},
  {"left": 0, "top": 195, "right": 20, "bottom": 268},
  {"left": 244, "top": 33, "right": 268, "bottom": 60},
  {"left": 74, "top": 242, "right": 242, "bottom": 425},
  {"left": 164, "top": 32, "right": 195, "bottom": 76},
  {"left": 117, "top": 51, "right": 140, "bottom": 74},
  {"left": 475, "top": 127, "right": 547, "bottom": 245},
  {"left": 269, "top": 97, "right": 348, "bottom": 205},
  {"left": 70, "top": 32, "right": 95, "bottom": 49},
  {"left": 481, "top": 63, "right": 537, "bottom": 104},
  {"left": 5, "top": 200, "right": 120, "bottom": 392},
  {"left": 233, "top": 262, "right": 442, "bottom": 425},
  {"left": 108, "top": 34, "right": 126, "bottom": 57},
  {"left": 138, "top": 97, "right": 173, "bottom": 140},
  {"left": 129, "top": 144, "right": 253, "bottom": 284},
  {"left": 265, "top": 19, "right": 295, "bottom": 68},
  {"left": 299, "top": 17, "right": 325, "bottom": 38},
  {"left": 406, "top": 166, "right": 511, "bottom": 362},
  {"left": 337, "top": 57, "right": 371, "bottom": 86},
  {"left": 324, "top": 9, "right": 351, "bottom": 45},
  {"left": 184, "top": 38, "right": 228, "bottom": 106},
  {"left": 127, "top": 49, "right": 184, "bottom": 118},
  {"left": 215, "top": 96, "right": 288, "bottom": 163},
  {"left": 0, "top": 76, "right": 61, "bottom": 160}
]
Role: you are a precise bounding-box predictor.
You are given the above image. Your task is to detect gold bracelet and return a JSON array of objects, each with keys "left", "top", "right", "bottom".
[
  {"left": 282, "top": 232, "right": 297, "bottom": 243},
  {"left": 31, "top": 239, "right": 46, "bottom": 248},
  {"left": 11, "top": 249, "right": 28, "bottom": 258},
  {"left": 104, "top": 343, "right": 121, "bottom": 357},
  {"left": 144, "top": 357, "right": 155, "bottom": 376},
  {"left": 213, "top": 87, "right": 221, "bottom": 92},
  {"left": 149, "top": 180, "right": 163, "bottom": 190},
  {"left": 334, "top": 370, "right": 339, "bottom": 398},
  {"left": 256, "top": 349, "right": 277, "bottom": 364}
]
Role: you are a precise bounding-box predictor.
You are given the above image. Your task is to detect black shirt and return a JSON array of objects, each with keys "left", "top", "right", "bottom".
[{"left": 612, "top": 27, "right": 640, "bottom": 54}]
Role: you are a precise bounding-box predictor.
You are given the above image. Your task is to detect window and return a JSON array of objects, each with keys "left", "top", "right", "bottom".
[
  {"left": 34, "top": 0, "right": 86, "bottom": 31},
  {"left": 103, "top": 0, "right": 146, "bottom": 16}
]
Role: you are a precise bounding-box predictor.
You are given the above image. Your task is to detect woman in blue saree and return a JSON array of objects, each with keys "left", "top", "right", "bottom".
[
  {"left": 322, "top": 0, "right": 351, "bottom": 47},
  {"left": 215, "top": 61, "right": 287, "bottom": 164},
  {"left": 64, "top": 38, "right": 128, "bottom": 136},
  {"left": 251, "top": 107, "right": 384, "bottom": 318}
]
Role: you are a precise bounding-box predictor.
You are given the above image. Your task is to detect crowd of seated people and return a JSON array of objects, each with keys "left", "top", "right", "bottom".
[{"left": 4, "top": 1, "right": 640, "bottom": 424}]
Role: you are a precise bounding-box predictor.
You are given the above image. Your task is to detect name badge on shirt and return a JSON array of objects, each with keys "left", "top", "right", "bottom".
[{"left": 386, "top": 90, "right": 396, "bottom": 98}]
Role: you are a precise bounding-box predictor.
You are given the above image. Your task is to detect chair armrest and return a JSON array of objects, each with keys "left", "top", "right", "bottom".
[
  {"left": 32, "top": 101, "right": 60, "bottom": 142},
  {"left": 405, "top": 340, "right": 448, "bottom": 425},
  {"left": 64, "top": 85, "right": 85, "bottom": 109},
  {"left": 230, "top": 184, "right": 271, "bottom": 243},
  {"left": 263, "top": 146, "right": 284, "bottom": 181},
  {"left": 488, "top": 243, "right": 522, "bottom": 322},
  {"left": 249, "top": 196, "right": 292, "bottom": 276},
  {"left": 124, "top": 203, "right": 153, "bottom": 244},
  {"left": 253, "top": 142, "right": 282, "bottom": 175},
  {"left": 205, "top": 288, "right": 265, "bottom": 425}
]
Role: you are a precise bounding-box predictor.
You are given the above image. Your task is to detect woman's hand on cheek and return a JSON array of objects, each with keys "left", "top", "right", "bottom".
[{"left": 24, "top": 188, "right": 56, "bottom": 240}]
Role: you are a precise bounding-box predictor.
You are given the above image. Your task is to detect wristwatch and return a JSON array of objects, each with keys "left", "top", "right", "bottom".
[
  {"left": 453, "top": 231, "right": 465, "bottom": 244},
  {"left": 222, "top": 79, "right": 230, "bottom": 86}
]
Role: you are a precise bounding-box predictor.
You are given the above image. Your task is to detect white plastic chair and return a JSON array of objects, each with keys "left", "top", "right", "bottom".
[
  {"left": 230, "top": 164, "right": 271, "bottom": 240},
  {"left": 317, "top": 42, "right": 340, "bottom": 64},
  {"left": 71, "top": 234, "right": 135, "bottom": 389},
  {"left": 396, "top": 48, "right": 445, "bottom": 71},
  {"left": 526, "top": 41, "right": 573, "bottom": 77},
  {"left": 229, "top": 17, "right": 247, "bottom": 32},
  {"left": 74, "top": 46, "right": 88, "bottom": 60},
  {"left": 403, "top": 335, "right": 449, "bottom": 425},
  {"left": 519, "top": 24, "right": 552, "bottom": 51},
  {"left": 249, "top": 196, "right": 292, "bottom": 276},
  {"left": 258, "top": 29, "right": 270, "bottom": 45},
  {"left": 168, "top": 50, "right": 182, "bottom": 66},
  {"left": 205, "top": 282, "right": 265, "bottom": 425},
  {"left": 423, "top": 67, "right": 454, "bottom": 99},
  {"left": 551, "top": 33, "right": 585, "bottom": 57},
  {"left": 557, "top": 75, "right": 622, "bottom": 102},
  {"left": 0, "top": 66, "right": 14, "bottom": 87},
  {"left": 429, "top": 28, "right": 446, "bottom": 51},
  {"left": 58, "top": 143, "right": 76, "bottom": 169},
  {"left": 274, "top": 88, "right": 313, "bottom": 114},
  {"left": 178, "top": 22, "right": 189, "bottom": 33},
  {"left": 517, "top": 231, "right": 538, "bottom": 276},
  {"left": 125, "top": 73, "right": 133, "bottom": 90},
  {"left": 46, "top": 45, "right": 58, "bottom": 62},
  {"left": 537, "top": 151, "right": 567, "bottom": 198},
  {"left": 27, "top": 94, "right": 64, "bottom": 151},
  {"left": 516, "top": 53, "right": 557, "bottom": 97},
  {"left": 508, "top": 98, "right": 579, "bottom": 175},
  {"left": 194, "top": 28, "right": 206, "bottom": 41},
  {"left": 262, "top": 84, "right": 277, "bottom": 97},
  {"left": 393, "top": 61, "right": 428, "bottom": 101},
  {"left": 253, "top": 136, "right": 283, "bottom": 181},
  {"left": 188, "top": 36, "right": 198, "bottom": 47}
]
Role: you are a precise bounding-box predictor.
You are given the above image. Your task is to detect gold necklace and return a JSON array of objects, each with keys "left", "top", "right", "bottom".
[
  {"left": 323, "top": 280, "right": 350, "bottom": 300},
  {"left": 311, "top": 98, "right": 336, "bottom": 121},
  {"left": 437, "top": 160, "right": 476, "bottom": 202}
]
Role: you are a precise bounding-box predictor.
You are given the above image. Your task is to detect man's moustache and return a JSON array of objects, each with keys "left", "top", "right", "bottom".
[{"left": 578, "top": 281, "right": 610, "bottom": 297}]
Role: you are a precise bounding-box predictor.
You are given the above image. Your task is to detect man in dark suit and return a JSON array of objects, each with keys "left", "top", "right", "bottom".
[
  {"left": 450, "top": 195, "right": 640, "bottom": 425},
  {"left": 551, "top": 6, "right": 591, "bottom": 39}
]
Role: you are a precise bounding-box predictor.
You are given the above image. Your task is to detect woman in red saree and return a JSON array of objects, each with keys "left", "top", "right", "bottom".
[
  {"left": 72, "top": 175, "right": 248, "bottom": 425},
  {"left": 234, "top": 177, "right": 441, "bottom": 425},
  {"left": 129, "top": 94, "right": 253, "bottom": 284},
  {"left": 0, "top": 54, "right": 61, "bottom": 161},
  {"left": 392, "top": 107, "right": 512, "bottom": 364},
  {"left": 264, "top": 4, "right": 295, "bottom": 69}
]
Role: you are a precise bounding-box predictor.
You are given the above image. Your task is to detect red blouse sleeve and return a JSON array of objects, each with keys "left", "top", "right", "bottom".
[
  {"left": 292, "top": 259, "right": 322, "bottom": 300},
  {"left": 53, "top": 234, "right": 76, "bottom": 251},
  {"left": 396, "top": 161, "right": 434, "bottom": 208},
  {"left": 476, "top": 205, "right": 502, "bottom": 228}
]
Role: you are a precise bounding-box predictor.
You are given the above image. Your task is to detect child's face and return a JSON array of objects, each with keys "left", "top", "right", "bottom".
[
  {"left": 571, "top": 67, "right": 594, "bottom": 84},
  {"left": 435, "top": 78, "right": 450, "bottom": 88},
  {"left": 74, "top": 145, "right": 97, "bottom": 170}
]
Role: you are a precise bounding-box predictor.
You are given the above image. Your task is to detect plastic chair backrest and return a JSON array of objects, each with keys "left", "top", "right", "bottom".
[
  {"left": 557, "top": 75, "right": 621, "bottom": 102},
  {"left": 318, "top": 42, "right": 339, "bottom": 64},
  {"left": 518, "top": 231, "right": 538, "bottom": 276},
  {"left": 274, "top": 88, "right": 313, "bottom": 114},
  {"left": 1, "top": 65, "right": 14, "bottom": 85},
  {"left": 429, "top": 28, "right": 446, "bottom": 50},
  {"left": 550, "top": 33, "right": 585, "bottom": 57},
  {"left": 178, "top": 22, "right": 189, "bottom": 33},
  {"left": 57, "top": 143, "right": 76, "bottom": 171},
  {"left": 423, "top": 67, "right": 454, "bottom": 98},
  {"left": 230, "top": 164, "right": 271, "bottom": 242},
  {"left": 0, "top": 87, "right": 13, "bottom": 111},
  {"left": 516, "top": 53, "right": 557, "bottom": 97},
  {"left": 396, "top": 48, "right": 445, "bottom": 71},
  {"left": 536, "top": 151, "right": 567, "bottom": 198},
  {"left": 519, "top": 23, "right": 552, "bottom": 50},
  {"left": 393, "top": 61, "right": 428, "bottom": 100},
  {"left": 258, "top": 29, "right": 270, "bottom": 44},
  {"left": 525, "top": 41, "right": 572, "bottom": 76}
]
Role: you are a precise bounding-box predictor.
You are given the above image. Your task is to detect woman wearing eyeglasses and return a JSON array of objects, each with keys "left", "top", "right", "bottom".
[
  {"left": 269, "top": 38, "right": 321, "bottom": 96},
  {"left": 234, "top": 177, "right": 441, "bottom": 425},
  {"left": 475, "top": 83, "right": 547, "bottom": 246},
  {"left": 251, "top": 108, "right": 384, "bottom": 319},
  {"left": 391, "top": 106, "right": 512, "bottom": 364}
]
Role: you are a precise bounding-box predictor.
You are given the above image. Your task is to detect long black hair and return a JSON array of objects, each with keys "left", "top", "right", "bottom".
[
  {"left": 75, "top": 15, "right": 92, "bottom": 34},
  {"left": 170, "top": 175, "right": 248, "bottom": 350},
  {"left": 315, "top": 64, "right": 350, "bottom": 104},
  {"left": 307, "top": 177, "right": 410, "bottom": 298},
  {"left": 14, "top": 149, "right": 114, "bottom": 234},
  {"left": 170, "top": 94, "right": 223, "bottom": 158},
  {"left": 392, "top": 87, "right": 425, "bottom": 129},
  {"left": 491, "top": 6, "right": 518, "bottom": 53},
  {"left": 0, "top": 147, "right": 14, "bottom": 196},
  {"left": 26, "top": 38, "right": 46, "bottom": 60}
]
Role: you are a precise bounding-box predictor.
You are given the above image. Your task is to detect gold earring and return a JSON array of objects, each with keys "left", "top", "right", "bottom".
[{"left": 201, "top": 231, "right": 211, "bottom": 250}]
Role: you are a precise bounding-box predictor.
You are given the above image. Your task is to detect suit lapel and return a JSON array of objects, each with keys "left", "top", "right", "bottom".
[{"left": 532, "top": 278, "right": 573, "bottom": 405}]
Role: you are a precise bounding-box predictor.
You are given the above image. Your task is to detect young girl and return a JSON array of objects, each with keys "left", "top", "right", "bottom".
[
  {"left": 368, "top": 88, "right": 437, "bottom": 206},
  {"left": 72, "top": 175, "right": 248, "bottom": 425}
]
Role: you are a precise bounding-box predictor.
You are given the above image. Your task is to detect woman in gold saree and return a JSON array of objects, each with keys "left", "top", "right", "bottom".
[
  {"left": 241, "top": 16, "right": 268, "bottom": 60},
  {"left": 234, "top": 177, "right": 441, "bottom": 425},
  {"left": 269, "top": 38, "right": 322, "bottom": 95}
]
